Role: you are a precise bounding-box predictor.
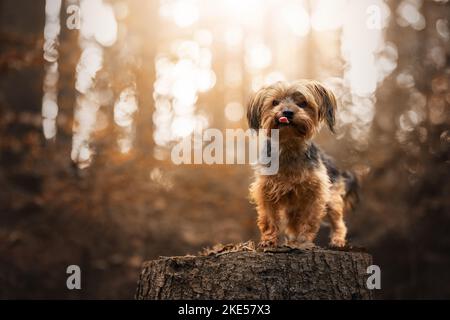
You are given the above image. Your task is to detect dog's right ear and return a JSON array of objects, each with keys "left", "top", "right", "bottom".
[{"left": 246, "top": 89, "right": 265, "bottom": 130}]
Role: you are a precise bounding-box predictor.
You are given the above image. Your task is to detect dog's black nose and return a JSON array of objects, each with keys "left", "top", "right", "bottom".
[{"left": 282, "top": 110, "right": 294, "bottom": 118}]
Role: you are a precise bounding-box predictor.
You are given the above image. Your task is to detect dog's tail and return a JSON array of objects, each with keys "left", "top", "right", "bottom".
[{"left": 342, "top": 170, "right": 359, "bottom": 213}]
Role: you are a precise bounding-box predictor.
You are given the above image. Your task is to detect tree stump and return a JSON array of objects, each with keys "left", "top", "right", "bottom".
[{"left": 135, "top": 242, "right": 373, "bottom": 300}]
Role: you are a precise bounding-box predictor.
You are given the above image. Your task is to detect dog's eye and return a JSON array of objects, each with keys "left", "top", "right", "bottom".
[
  {"left": 297, "top": 101, "right": 307, "bottom": 108},
  {"left": 272, "top": 100, "right": 280, "bottom": 106}
]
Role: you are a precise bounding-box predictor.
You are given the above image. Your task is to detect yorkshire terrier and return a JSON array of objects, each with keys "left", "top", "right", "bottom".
[{"left": 247, "top": 80, "right": 358, "bottom": 248}]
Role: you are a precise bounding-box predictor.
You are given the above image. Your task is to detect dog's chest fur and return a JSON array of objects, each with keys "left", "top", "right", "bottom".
[{"left": 260, "top": 142, "right": 330, "bottom": 207}]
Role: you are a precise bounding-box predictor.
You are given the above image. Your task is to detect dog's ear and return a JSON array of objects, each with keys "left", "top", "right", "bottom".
[
  {"left": 309, "top": 81, "right": 337, "bottom": 133},
  {"left": 246, "top": 89, "right": 266, "bottom": 130}
]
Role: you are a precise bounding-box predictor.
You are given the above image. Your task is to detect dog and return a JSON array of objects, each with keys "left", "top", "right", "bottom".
[{"left": 247, "top": 80, "right": 358, "bottom": 248}]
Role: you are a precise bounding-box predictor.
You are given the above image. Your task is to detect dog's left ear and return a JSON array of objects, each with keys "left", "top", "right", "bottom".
[{"left": 309, "top": 81, "right": 337, "bottom": 133}]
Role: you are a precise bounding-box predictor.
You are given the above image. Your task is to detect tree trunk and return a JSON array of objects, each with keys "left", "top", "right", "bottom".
[{"left": 135, "top": 244, "right": 373, "bottom": 300}]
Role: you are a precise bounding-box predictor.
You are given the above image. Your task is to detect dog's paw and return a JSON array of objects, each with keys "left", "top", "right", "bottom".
[
  {"left": 329, "top": 238, "right": 346, "bottom": 248},
  {"left": 284, "top": 239, "right": 298, "bottom": 247},
  {"left": 297, "top": 241, "right": 316, "bottom": 250},
  {"left": 258, "top": 240, "right": 277, "bottom": 249}
]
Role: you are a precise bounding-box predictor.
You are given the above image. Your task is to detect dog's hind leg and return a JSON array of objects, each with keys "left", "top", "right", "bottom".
[{"left": 326, "top": 196, "right": 347, "bottom": 247}]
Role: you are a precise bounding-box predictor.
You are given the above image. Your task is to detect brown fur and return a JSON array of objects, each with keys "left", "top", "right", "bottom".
[{"left": 247, "top": 80, "right": 354, "bottom": 248}]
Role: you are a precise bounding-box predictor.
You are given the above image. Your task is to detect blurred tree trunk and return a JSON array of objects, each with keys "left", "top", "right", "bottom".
[
  {"left": 132, "top": 0, "right": 158, "bottom": 158},
  {"left": 136, "top": 247, "right": 373, "bottom": 300},
  {"left": 0, "top": 0, "right": 45, "bottom": 202},
  {"left": 0, "top": 0, "right": 44, "bottom": 110}
]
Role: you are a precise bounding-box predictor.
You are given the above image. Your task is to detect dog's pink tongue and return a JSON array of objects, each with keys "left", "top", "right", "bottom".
[{"left": 279, "top": 116, "right": 289, "bottom": 124}]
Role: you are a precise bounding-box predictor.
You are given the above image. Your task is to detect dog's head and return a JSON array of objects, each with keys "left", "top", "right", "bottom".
[{"left": 247, "top": 80, "right": 337, "bottom": 140}]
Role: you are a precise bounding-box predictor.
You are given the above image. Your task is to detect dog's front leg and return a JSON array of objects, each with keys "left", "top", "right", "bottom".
[
  {"left": 256, "top": 201, "right": 279, "bottom": 248},
  {"left": 297, "top": 199, "right": 327, "bottom": 246}
]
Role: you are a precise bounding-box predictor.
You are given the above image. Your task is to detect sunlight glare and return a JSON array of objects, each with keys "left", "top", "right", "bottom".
[
  {"left": 311, "top": 0, "right": 346, "bottom": 31},
  {"left": 114, "top": 87, "right": 138, "bottom": 128},
  {"left": 281, "top": 2, "right": 310, "bottom": 36},
  {"left": 42, "top": 0, "right": 62, "bottom": 140},
  {"left": 224, "top": 102, "right": 244, "bottom": 122},
  {"left": 245, "top": 42, "right": 272, "bottom": 71},
  {"left": 80, "top": 0, "right": 118, "bottom": 47}
]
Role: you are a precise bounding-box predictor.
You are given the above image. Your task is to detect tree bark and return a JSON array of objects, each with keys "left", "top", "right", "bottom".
[{"left": 135, "top": 244, "right": 373, "bottom": 300}]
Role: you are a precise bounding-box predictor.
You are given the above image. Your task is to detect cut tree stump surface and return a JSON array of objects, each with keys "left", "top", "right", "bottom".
[{"left": 135, "top": 242, "right": 373, "bottom": 300}]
